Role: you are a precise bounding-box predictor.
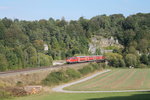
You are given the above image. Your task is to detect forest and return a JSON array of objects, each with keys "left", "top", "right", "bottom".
[{"left": 0, "top": 13, "right": 150, "bottom": 71}]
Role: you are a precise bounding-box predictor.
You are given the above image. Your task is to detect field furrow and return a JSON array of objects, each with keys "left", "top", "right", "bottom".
[{"left": 65, "top": 69, "right": 150, "bottom": 91}]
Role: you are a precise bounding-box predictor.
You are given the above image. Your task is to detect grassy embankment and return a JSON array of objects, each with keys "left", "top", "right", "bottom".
[{"left": 42, "top": 63, "right": 105, "bottom": 86}]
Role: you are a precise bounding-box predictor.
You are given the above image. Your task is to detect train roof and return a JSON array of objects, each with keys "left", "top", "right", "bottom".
[{"left": 76, "top": 55, "right": 103, "bottom": 57}]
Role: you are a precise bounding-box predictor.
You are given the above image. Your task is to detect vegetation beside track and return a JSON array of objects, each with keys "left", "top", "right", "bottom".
[{"left": 42, "top": 63, "right": 105, "bottom": 86}]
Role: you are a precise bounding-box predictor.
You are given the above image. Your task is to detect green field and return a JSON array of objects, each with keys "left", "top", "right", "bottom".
[
  {"left": 7, "top": 92, "right": 150, "bottom": 100},
  {"left": 65, "top": 69, "right": 150, "bottom": 91},
  {"left": 6, "top": 69, "right": 150, "bottom": 100}
]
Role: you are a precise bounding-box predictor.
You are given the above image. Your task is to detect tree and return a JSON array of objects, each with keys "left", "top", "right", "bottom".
[
  {"left": 33, "top": 40, "right": 44, "bottom": 52},
  {"left": 105, "top": 53, "right": 123, "bottom": 67},
  {"left": 95, "top": 48, "right": 101, "bottom": 55},
  {"left": 125, "top": 54, "right": 138, "bottom": 67},
  {"left": 38, "top": 53, "right": 53, "bottom": 66},
  {"left": 140, "top": 54, "right": 149, "bottom": 65},
  {"left": 5, "top": 48, "right": 20, "bottom": 70},
  {"left": 0, "top": 54, "right": 8, "bottom": 71},
  {"left": 119, "top": 59, "right": 126, "bottom": 67},
  {"left": 4, "top": 24, "right": 29, "bottom": 46},
  {"left": 128, "top": 46, "right": 137, "bottom": 55},
  {"left": 79, "top": 17, "right": 89, "bottom": 32},
  {"left": 0, "top": 13, "right": 150, "bottom": 70},
  {"left": 0, "top": 21, "right": 6, "bottom": 39},
  {"left": 56, "top": 17, "right": 67, "bottom": 28},
  {"left": 51, "top": 37, "right": 60, "bottom": 50},
  {"left": 123, "top": 30, "right": 136, "bottom": 47},
  {"left": 1, "top": 17, "right": 13, "bottom": 28},
  {"left": 148, "top": 54, "right": 150, "bottom": 65},
  {"left": 24, "top": 46, "right": 37, "bottom": 67},
  {"left": 138, "top": 39, "right": 148, "bottom": 53}
]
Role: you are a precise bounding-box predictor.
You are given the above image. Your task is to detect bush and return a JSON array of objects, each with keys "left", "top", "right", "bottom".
[
  {"left": 105, "top": 53, "right": 124, "bottom": 67},
  {"left": 138, "top": 64, "right": 148, "bottom": 68},
  {"left": 125, "top": 54, "right": 138, "bottom": 67},
  {"left": 78, "top": 65, "right": 93, "bottom": 75},
  {"left": 66, "top": 69, "right": 81, "bottom": 79},
  {"left": 16, "top": 81, "right": 23, "bottom": 87},
  {"left": 90, "top": 63, "right": 101, "bottom": 70},
  {"left": 42, "top": 71, "right": 68, "bottom": 86},
  {"left": 0, "top": 89, "right": 12, "bottom": 99},
  {"left": 43, "top": 63, "right": 103, "bottom": 86}
]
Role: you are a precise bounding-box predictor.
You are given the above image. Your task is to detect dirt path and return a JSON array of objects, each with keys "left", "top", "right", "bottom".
[
  {"left": 52, "top": 70, "right": 111, "bottom": 93},
  {"left": 52, "top": 69, "right": 150, "bottom": 93}
]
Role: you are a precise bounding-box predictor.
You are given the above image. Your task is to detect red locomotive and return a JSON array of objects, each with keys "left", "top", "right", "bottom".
[{"left": 66, "top": 55, "right": 105, "bottom": 64}]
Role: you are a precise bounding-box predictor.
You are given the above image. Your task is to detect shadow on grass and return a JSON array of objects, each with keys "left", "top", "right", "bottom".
[{"left": 87, "top": 92, "right": 150, "bottom": 100}]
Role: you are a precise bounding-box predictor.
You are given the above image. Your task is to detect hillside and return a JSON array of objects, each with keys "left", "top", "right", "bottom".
[{"left": 0, "top": 13, "right": 150, "bottom": 71}]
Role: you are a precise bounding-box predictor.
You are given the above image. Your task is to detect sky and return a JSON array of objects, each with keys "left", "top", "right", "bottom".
[{"left": 0, "top": 0, "right": 150, "bottom": 21}]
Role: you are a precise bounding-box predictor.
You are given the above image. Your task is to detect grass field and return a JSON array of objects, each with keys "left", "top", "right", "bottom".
[
  {"left": 65, "top": 69, "right": 150, "bottom": 91},
  {"left": 6, "top": 69, "right": 150, "bottom": 100},
  {"left": 7, "top": 92, "right": 150, "bottom": 100}
]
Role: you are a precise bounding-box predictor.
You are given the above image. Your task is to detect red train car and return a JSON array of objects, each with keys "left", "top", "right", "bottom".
[{"left": 66, "top": 55, "right": 105, "bottom": 64}]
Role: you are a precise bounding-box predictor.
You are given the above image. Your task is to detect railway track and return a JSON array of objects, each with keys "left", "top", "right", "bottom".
[
  {"left": 0, "top": 64, "right": 65, "bottom": 75},
  {"left": 0, "top": 62, "right": 90, "bottom": 75}
]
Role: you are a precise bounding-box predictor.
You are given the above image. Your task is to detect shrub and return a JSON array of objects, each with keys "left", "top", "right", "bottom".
[
  {"left": 90, "top": 63, "right": 100, "bottom": 70},
  {"left": 78, "top": 65, "right": 93, "bottom": 75},
  {"left": 16, "top": 81, "right": 23, "bottom": 87},
  {"left": 42, "top": 71, "right": 68, "bottom": 86},
  {"left": 0, "top": 89, "right": 12, "bottom": 99},
  {"left": 66, "top": 69, "right": 81, "bottom": 79},
  {"left": 42, "top": 63, "right": 103, "bottom": 86},
  {"left": 138, "top": 64, "right": 148, "bottom": 68},
  {"left": 125, "top": 54, "right": 138, "bottom": 67}
]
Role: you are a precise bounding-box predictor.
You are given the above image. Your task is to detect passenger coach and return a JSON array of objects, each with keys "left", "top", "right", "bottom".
[{"left": 66, "top": 55, "right": 105, "bottom": 64}]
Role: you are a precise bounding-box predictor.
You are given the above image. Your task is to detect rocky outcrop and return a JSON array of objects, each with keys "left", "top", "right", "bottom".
[{"left": 89, "top": 36, "right": 122, "bottom": 54}]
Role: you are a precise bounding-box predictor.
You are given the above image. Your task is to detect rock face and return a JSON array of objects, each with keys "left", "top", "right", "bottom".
[
  {"left": 53, "top": 60, "right": 66, "bottom": 65},
  {"left": 89, "top": 36, "right": 122, "bottom": 54},
  {"left": 44, "top": 44, "right": 48, "bottom": 51}
]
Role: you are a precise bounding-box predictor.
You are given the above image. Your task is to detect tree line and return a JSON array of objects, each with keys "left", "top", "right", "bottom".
[{"left": 0, "top": 13, "right": 150, "bottom": 71}]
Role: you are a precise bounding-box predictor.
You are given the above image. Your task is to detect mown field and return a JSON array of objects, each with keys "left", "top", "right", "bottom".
[
  {"left": 65, "top": 69, "right": 150, "bottom": 91},
  {"left": 7, "top": 92, "right": 150, "bottom": 100},
  {"left": 6, "top": 69, "right": 150, "bottom": 100}
]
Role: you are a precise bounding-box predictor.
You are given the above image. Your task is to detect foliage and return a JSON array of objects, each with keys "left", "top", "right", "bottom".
[
  {"left": 0, "top": 54, "right": 8, "bottom": 71},
  {"left": 105, "top": 53, "right": 125, "bottom": 67},
  {"left": 38, "top": 53, "right": 53, "bottom": 66},
  {"left": 42, "top": 63, "right": 103, "bottom": 86},
  {"left": 138, "top": 64, "right": 148, "bottom": 68},
  {"left": 42, "top": 71, "right": 68, "bottom": 86},
  {"left": 0, "top": 89, "right": 12, "bottom": 99},
  {"left": 140, "top": 54, "right": 149, "bottom": 65},
  {"left": 0, "top": 13, "right": 150, "bottom": 71},
  {"left": 104, "top": 46, "right": 119, "bottom": 50},
  {"left": 125, "top": 54, "right": 138, "bottom": 67},
  {"left": 65, "top": 68, "right": 81, "bottom": 79},
  {"left": 78, "top": 65, "right": 93, "bottom": 75}
]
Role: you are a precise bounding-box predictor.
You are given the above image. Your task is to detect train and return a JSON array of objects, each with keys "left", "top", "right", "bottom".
[{"left": 66, "top": 55, "right": 105, "bottom": 64}]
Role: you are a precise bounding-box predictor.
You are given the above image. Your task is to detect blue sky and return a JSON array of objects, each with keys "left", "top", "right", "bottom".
[{"left": 0, "top": 0, "right": 150, "bottom": 21}]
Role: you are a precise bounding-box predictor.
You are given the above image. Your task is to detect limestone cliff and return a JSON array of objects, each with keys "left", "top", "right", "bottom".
[{"left": 89, "top": 36, "right": 123, "bottom": 54}]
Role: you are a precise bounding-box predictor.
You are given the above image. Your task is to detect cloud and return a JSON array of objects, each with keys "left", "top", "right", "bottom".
[{"left": 0, "top": 6, "right": 9, "bottom": 10}]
